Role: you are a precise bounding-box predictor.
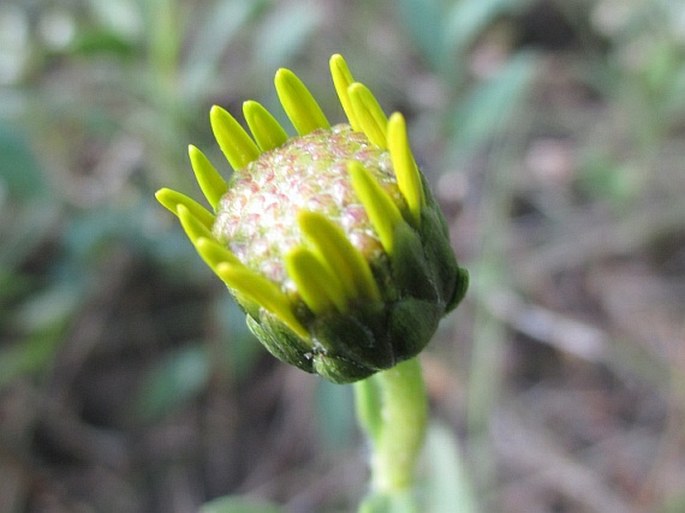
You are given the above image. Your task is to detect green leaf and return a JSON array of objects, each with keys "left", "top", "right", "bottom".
[
  {"left": 253, "top": 2, "right": 322, "bottom": 73},
  {"left": 444, "top": 0, "right": 521, "bottom": 58},
  {"left": 449, "top": 52, "right": 537, "bottom": 157},
  {"left": 183, "top": 0, "right": 268, "bottom": 99},
  {"left": 88, "top": 0, "right": 142, "bottom": 41},
  {"left": 200, "top": 496, "right": 284, "bottom": 513},
  {"left": 661, "top": 492, "right": 685, "bottom": 513},
  {"left": 396, "top": 0, "right": 448, "bottom": 71},
  {"left": 69, "top": 29, "right": 138, "bottom": 57},
  {"left": 0, "top": 122, "right": 47, "bottom": 200},
  {"left": 0, "top": 283, "right": 80, "bottom": 389},
  {"left": 134, "top": 345, "right": 210, "bottom": 421},
  {"left": 0, "top": 328, "right": 65, "bottom": 390},
  {"left": 577, "top": 152, "right": 638, "bottom": 206},
  {"left": 419, "top": 423, "right": 479, "bottom": 513},
  {"left": 214, "top": 295, "right": 262, "bottom": 381},
  {"left": 0, "top": 202, "right": 59, "bottom": 274},
  {"left": 358, "top": 490, "right": 418, "bottom": 513},
  {"left": 315, "top": 379, "right": 355, "bottom": 449}
]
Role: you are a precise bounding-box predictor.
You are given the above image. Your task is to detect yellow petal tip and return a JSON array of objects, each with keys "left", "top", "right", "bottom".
[
  {"left": 348, "top": 82, "right": 388, "bottom": 149},
  {"left": 388, "top": 112, "right": 424, "bottom": 225},
  {"left": 209, "top": 105, "right": 261, "bottom": 171},
  {"left": 275, "top": 67, "right": 330, "bottom": 136},
  {"left": 242, "top": 99, "right": 289, "bottom": 151},
  {"left": 188, "top": 145, "right": 228, "bottom": 210}
]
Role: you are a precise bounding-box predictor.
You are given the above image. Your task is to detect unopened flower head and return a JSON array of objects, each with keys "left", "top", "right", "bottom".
[{"left": 156, "top": 54, "right": 468, "bottom": 383}]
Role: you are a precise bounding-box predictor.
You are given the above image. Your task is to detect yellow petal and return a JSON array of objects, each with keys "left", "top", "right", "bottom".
[
  {"left": 348, "top": 161, "right": 403, "bottom": 255},
  {"left": 155, "top": 188, "right": 215, "bottom": 228},
  {"left": 243, "top": 100, "right": 289, "bottom": 152},
  {"left": 274, "top": 68, "right": 329, "bottom": 135},
  {"left": 216, "top": 262, "right": 308, "bottom": 339},
  {"left": 348, "top": 82, "right": 388, "bottom": 149},
  {"left": 298, "top": 211, "right": 380, "bottom": 303},
  {"left": 195, "top": 237, "right": 241, "bottom": 270},
  {"left": 388, "top": 112, "right": 424, "bottom": 226},
  {"left": 329, "top": 54, "right": 361, "bottom": 131},
  {"left": 177, "top": 203, "right": 214, "bottom": 244},
  {"left": 285, "top": 246, "right": 348, "bottom": 314},
  {"left": 210, "top": 105, "right": 261, "bottom": 170},
  {"left": 188, "top": 145, "right": 227, "bottom": 210}
]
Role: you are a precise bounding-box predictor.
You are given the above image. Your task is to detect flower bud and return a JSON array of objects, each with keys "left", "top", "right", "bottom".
[{"left": 156, "top": 55, "right": 468, "bottom": 383}]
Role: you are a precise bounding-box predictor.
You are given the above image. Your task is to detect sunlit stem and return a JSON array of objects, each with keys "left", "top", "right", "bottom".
[{"left": 354, "top": 358, "right": 427, "bottom": 494}]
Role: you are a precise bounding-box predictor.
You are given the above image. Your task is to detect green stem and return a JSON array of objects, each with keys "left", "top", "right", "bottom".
[{"left": 354, "top": 358, "right": 428, "bottom": 494}]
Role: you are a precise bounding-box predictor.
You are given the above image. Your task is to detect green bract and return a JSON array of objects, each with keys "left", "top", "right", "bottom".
[{"left": 156, "top": 54, "right": 468, "bottom": 383}]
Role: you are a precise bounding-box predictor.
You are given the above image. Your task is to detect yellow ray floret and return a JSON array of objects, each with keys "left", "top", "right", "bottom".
[
  {"left": 243, "top": 100, "right": 289, "bottom": 152},
  {"left": 188, "top": 145, "right": 227, "bottom": 210},
  {"left": 210, "top": 105, "right": 261, "bottom": 171},
  {"left": 195, "top": 237, "right": 242, "bottom": 270},
  {"left": 285, "top": 246, "right": 348, "bottom": 314},
  {"left": 348, "top": 82, "right": 388, "bottom": 149},
  {"left": 275, "top": 68, "right": 330, "bottom": 136},
  {"left": 329, "top": 54, "right": 361, "bottom": 132},
  {"left": 215, "top": 262, "right": 308, "bottom": 340},
  {"left": 155, "top": 188, "right": 215, "bottom": 229},
  {"left": 388, "top": 112, "right": 424, "bottom": 226},
  {"left": 347, "top": 161, "right": 404, "bottom": 255},
  {"left": 298, "top": 211, "right": 381, "bottom": 303},
  {"left": 176, "top": 204, "right": 214, "bottom": 244}
]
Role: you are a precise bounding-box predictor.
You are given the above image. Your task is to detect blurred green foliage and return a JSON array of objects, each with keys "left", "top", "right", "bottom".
[
  {"left": 1, "top": 0, "right": 684, "bottom": 512},
  {"left": 200, "top": 496, "right": 284, "bottom": 513}
]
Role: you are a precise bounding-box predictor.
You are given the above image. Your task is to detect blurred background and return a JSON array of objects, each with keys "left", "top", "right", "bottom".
[{"left": 1, "top": 0, "right": 684, "bottom": 512}]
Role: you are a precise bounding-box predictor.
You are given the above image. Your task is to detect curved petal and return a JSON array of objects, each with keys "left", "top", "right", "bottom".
[
  {"left": 388, "top": 112, "right": 423, "bottom": 226},
  {"left": 298, "top": 211, "right": 380, "bottom": 303},
  {"left": 348, "top": 82, "right": 388, "bottom": 149},
  {"left": 188, "top": 145, "right": 227, "bottom": 210},
  {"left": 243, "top": 100, "right": 289, "bottom": 151},
  {"left": 329, "top": 54, "right": 361, "bottom": 131},
  {"left": 210, "top": 105, "right": 261, "bottom": 170},
  {"left": 275, "top": 68, "right": 330, "bottom": 135}
]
